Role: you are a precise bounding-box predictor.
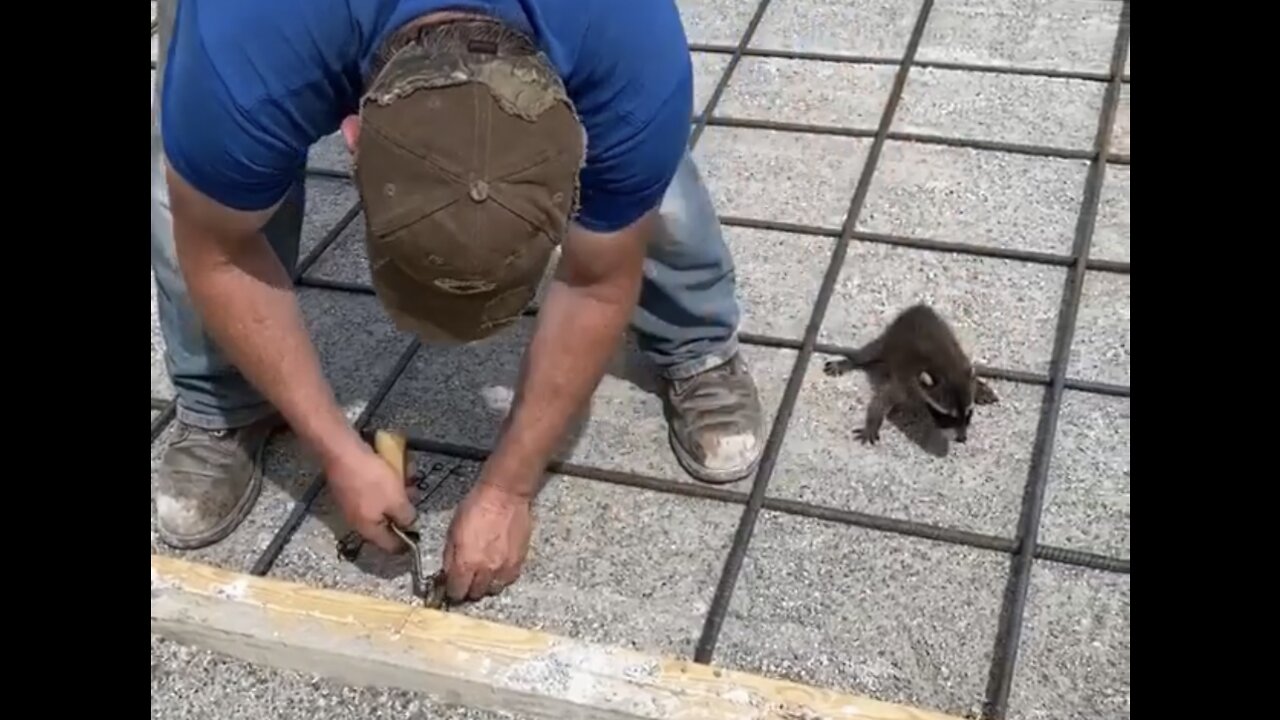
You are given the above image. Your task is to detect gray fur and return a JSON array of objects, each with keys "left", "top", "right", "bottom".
[{"left": 822, "top": 304, "right": 998, "bottom": 445}]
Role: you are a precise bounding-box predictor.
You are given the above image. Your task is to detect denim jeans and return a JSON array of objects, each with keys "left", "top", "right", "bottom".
[{"left": 150, "top": 0, "right": 742, "bottom": 431}]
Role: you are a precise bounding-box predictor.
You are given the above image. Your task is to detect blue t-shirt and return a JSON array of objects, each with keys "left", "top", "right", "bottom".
[{"left": 160, "top": 0, "right": 693, "bottom": 233}]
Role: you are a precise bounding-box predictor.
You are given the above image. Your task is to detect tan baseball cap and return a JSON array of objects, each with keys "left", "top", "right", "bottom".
[{"left": 353, "top": 18, "right": 585, "bottom": 344}]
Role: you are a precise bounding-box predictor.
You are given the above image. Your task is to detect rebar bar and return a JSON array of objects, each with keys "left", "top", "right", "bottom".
[
  {"left": 303, "top": 128, "right": 1133, "bottom": 268},
  {"left": 692, "top": 0, "right": 939, "bottom": 665},
  {"left": 980, "top": 3, "right": 1131, "bottom": 717},
  {"left": 290, "top": 277, "right": 1132, "bottom": 400},
  {"left": 686, "top": 0, "right": 775, "bottom": 149},
  {"left": 687, "top": 43, "right": 1117, "bottom": 83},
  {"left": 294, "top": 200, "right": 362, "bottom": 278},
  {"left": 377, "top": 433, "right": 1128, "bottom": 575}
]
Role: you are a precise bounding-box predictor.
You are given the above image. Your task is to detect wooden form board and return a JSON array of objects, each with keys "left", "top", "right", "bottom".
[{"left": 151, "top": 553, "right": 967, "bottom": 720}]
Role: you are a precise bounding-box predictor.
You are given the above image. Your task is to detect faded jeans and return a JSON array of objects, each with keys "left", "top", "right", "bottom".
[{"left": 150, "top": 0, "right": 742, "bottom": 431}]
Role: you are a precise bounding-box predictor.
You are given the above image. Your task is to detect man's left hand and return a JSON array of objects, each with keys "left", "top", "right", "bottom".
[
  {"left": 437, "top": 212, "right": 654, "bottom": 603},
  {"left": 441, "top": 479, "right": 533, "bottom": 602}
]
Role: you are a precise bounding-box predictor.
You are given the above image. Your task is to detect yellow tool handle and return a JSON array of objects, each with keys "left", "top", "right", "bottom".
[
  {"left": 373, "top": 429, "right": 409, "bottom": 481},
  {"left": 372, "top": 428, "right": 450, "bottom": 609}
]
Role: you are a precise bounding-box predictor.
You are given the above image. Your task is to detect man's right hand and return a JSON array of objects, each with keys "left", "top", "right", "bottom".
[
  {"left": 324, "top": 444, "right": 419, "bottom": 553},
  {"left": 164, "top": 163, "right": 419, "bottom": 555}
]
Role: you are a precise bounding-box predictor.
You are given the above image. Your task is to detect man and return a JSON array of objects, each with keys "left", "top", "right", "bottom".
[{"left": 150, "top": 0, "right": 763, "bottom": 602}]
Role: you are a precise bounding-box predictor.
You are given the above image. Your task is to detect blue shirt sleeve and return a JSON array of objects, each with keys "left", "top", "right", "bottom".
[
  {"left": 572, "top": 68, "right": 692, "bottom": 234},
  {"left": 159, "top": 30, "right": 308, "bottom": 213}
]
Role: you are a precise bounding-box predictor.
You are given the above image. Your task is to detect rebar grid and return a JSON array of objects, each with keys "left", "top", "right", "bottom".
[
  {"left": 150, "top": 3, "right": 1130, "bottom": 715},
  {"left": 687, "top": 41, "right": 1120, "bottom": 83},
  {"left": 299, "top": 174, "right": 1132, "bottom": 275},
  {"left": 301, "top": 77, "right": 1133, "bottom": 275},
  {"left": 305, "top": 116, "right": 1133, "bottom": 187},
  {"left": 690, "top": 0, "right": 939, "bottom": 664},
  {"left": 687, "top": 0, "right": 776, "bottom": 148},
  {"left": 377, "top": 432, "right": 1127, "bottom": 575},
  {"left": 981, "top": 3, "right": 1130, "bottom": 717},
  {"left": 292, "top": 276, "right": 1130, "bottom": 400}
]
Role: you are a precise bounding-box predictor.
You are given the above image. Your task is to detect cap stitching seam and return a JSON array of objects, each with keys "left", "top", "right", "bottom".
[{"left": 360, "top": 119, "right": 465, "bottom": 185}]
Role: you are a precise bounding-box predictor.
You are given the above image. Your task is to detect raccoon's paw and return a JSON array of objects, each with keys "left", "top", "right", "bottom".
[{"left": 823, "top": 358, "right": 852, "bottom": 377}]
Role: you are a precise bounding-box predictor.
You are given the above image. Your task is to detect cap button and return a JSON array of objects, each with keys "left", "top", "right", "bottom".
[{"left": 469, "top": 179, "right": 490, "bottom": 202}]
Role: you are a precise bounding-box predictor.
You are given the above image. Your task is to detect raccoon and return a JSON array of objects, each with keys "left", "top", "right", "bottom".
[{"left": 822, "top": 303, "right": 998, "bottom": 444}]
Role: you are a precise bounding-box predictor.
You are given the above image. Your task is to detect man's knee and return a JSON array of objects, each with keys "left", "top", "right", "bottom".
[
  {"left": 654, "top": 152, "right": 721, "bottom": 243},
  {"left": 657, "top": 150, "right": 697, "bottom": 219},
  {"left": 151, "top": 195, "right": 184, "bottom": 295},
  {"left": 151, "top": 138, "right": 181, "bottom": 285}
]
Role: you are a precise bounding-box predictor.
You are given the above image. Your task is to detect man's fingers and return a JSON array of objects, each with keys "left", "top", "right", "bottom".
[
  {"left": 441, "top": 537, "right": 455, "bottom": 572},
  {"left": 340, "top": 114, "right": 360, "bottom": 154},
  {"left": 495, "top": 563, "right": 521, "bottom": 589},
  {"left": 387, "top": 497, "right": 417, "bottom": 531},
  {"left": 363, "top": 521, "right": 404, "bottom": 554},
  {"left": 405, "top": 484, "right": 423, "bottom": 506},
  {"left": 446, "top": 564, "right": 474, "bottom": 601},
  {"left": 489, "top": 571, "right": 513, "bottom": 596},
  {"left": 468, "top": 568, "right": 494, "bottom": 601}
]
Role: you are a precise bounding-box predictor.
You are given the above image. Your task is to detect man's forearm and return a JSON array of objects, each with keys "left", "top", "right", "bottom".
[
  {"left": 481, "top": 274, "right": 637, "bottom": 497},
  {"left": 482, "top": 212, "right": 654, "bottom": 496},
  {"left": 176, "top": 223, "right": 365, "bottom": 466}
]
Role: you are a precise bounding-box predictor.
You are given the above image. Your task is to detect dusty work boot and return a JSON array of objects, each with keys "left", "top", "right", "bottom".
[
  {"left": 663, "top": 352, "right": 765, "bottom": 484},
  {"left": 153, "top": 413, "right": 284, "bottom": 549}
]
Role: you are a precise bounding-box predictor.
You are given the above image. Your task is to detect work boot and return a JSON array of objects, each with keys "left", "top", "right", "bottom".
[
  {"left": 153, "top": 413, "right": 283, "bottom": 549},
  {"left": 663, "top": 352, "right": 765, "bottom": 484}
]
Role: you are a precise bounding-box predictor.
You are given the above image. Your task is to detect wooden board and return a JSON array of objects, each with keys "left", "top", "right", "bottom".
[{"left": 151, "top": 553, "right": 967, "bottom": 720}]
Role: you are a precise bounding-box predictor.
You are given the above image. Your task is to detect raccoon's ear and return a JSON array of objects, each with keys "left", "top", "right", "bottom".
[
  {"left": 974, "top": 378, "right": 998, "bottom": 405},
  {"left": 918, "top": 370, "right": 935, "bottom": 388}
]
